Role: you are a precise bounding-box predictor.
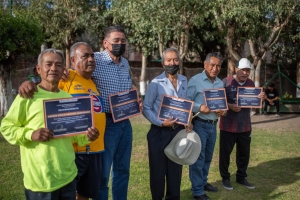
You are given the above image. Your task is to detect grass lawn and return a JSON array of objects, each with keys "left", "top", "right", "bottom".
[{"left": 0, "top": 117, "right": 300, "bottom": 200}]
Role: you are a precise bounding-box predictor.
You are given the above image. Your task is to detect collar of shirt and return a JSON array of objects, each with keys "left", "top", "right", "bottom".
[
  {"left": 101, "top": 50, "right": 126, "bottom": 67},
  {"left": 156, "top": 72, "right": 186, "bottom": 91},
  {"left": 201, "top": 70, "right": 220, "bottom": 84}
]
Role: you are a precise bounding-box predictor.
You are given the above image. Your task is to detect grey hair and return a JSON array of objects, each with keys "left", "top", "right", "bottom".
[
  {"left": 37, "top": 48, "right": 65, "bottom": 66},
  {"left": 161, "top": 48, "right": 181, "bottom": 65},
  {"left": 70, "top": 42, "right": 91, "bottom": 57},
  {"left": 205, "top": 52, "right": 224, "bottom": 63},
  {"left": 104, "top": 25, "right": 127, "bottom": 39}
]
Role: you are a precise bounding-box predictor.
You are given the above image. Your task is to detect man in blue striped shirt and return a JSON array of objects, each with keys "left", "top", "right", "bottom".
[{"left": 92, "top": 26, "right": 138, "bottom": 200}]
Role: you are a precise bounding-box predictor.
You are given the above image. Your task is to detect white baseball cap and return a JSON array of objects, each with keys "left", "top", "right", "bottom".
[
  {"left": 164, "top": 129, "right": 201, "bottom": 165},
  {"left": 237, "top": 58, "right": 252, "bottom": 69}
]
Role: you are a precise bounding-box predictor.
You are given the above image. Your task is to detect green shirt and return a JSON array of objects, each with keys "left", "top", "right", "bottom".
[{"left": 0, "top": 87, "right": 90, "bottom": 192}]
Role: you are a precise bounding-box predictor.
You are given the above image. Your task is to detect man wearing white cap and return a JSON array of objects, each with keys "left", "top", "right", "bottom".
[{"left": 219, "top": 58, "right": 264, "bottom": 191}]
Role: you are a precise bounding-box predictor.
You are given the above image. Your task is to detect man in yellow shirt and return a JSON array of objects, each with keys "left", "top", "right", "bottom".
[{"left": 59, "top": 42, "right": 106, "bottom": 200}]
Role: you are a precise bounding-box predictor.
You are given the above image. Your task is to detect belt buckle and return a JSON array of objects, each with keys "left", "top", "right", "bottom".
[{"left": 212, "top": 120, "right": 215, "bottom": 124}]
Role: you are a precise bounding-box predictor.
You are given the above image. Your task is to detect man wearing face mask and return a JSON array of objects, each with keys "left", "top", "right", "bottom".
[
  {"left": 143, "top": 48, "right": 193, "bottom": 200},
  {"left": 92, "top": 25, "right": 143, "bottom": 200}
]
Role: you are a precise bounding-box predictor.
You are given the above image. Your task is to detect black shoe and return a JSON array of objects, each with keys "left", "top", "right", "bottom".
[
  {"left": 222, "top": 179, "right": 233, "bottom": 190},
  {"left": 193, "top": 194, "right": 210, "bottom": 200},
  {"left": 236, "top": 179, "right": 255, "bottom": 189},
  {"left": 204, "top": 183, "right": 218, "bottom": 192}
]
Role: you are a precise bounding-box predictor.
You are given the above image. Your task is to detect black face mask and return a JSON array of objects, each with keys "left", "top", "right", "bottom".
[
  {"left": 110, "top": 44, "right": 126, "bottom": 57},
  {"left": 164, "top": 65, "right": 180, "bottom": 75}
]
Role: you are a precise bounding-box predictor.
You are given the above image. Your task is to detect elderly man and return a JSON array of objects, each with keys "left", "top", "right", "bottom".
[
  {"left": 187, "top": 52, "right": 226, "bottom": 200},
  {"left": 1, "top": 48, "right": 99, "bottom": 200},
  {"left": 143, "top": 48, "right": 193, "bottom": 200},
  {"left": 219, "top": 58, "right": 265, "bottom": 191},
  {"left": 58, "top": 42, "right": 106, "bottom": 200}
]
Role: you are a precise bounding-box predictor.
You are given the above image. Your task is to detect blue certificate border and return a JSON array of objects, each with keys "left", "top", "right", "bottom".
[
  {"left": 237, "top": 87, "right": 263, "bottom": 108},
  {"left": 43, "top": 96, "right": 94, "bottom": 138},
  {"left": 203, "top": 88, "right": 228, "bottom": 111},
  {"left": 109, "top": 89, "right": 141, "bottom": 122},
  {"left": 158, "top": 95, "right": 194, "bottom": 126}
]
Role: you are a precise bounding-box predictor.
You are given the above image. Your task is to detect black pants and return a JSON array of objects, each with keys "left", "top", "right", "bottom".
[
  {"left": 219, "top": 130, "right": 251, "bottom": 181},
  {"left": 147, "top": 124, "right": 184, "bottom": 200},
  {"left": 25, "top": 179, "right": 76, "bottom": 200},
  {"left": 264, "top": 99, "right": 280, "bottom": 113}
]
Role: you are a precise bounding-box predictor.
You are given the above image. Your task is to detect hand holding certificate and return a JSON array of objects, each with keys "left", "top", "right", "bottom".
[
  {"left": 43, "top": 96, "right": 94, "bottom": 138},
  {"left": 158, "top": 95, "right": 194, "bottom": 126},
  {"left": 203, "top": 88, "right": 228, "bottom": 111},
  {"left": 237, "top": 87, "right": 263, "bottom": 108},
  {"left": 109, "top": 89, "right": 142, "bottom": 122}
]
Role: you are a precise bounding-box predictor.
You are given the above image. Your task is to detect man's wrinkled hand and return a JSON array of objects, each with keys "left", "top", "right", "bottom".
[
  {"left": 61, "top": 68, "right": 70, "bottom": 81},
  {"left": 162, "top": 117, "right": 178, "bottom": 127},
  {"left": 200, "top": 105, "right": 211, "bottom": 114},
  {"left": 216, "top": 109, "right": 227, "bottom": 117},
  {"left": 229, "top": 104, "right": 241, "bottom": 112},
  {"left": 258, "top": 92, "right": 265, "bottom": 99},
  {"left": 31, "top": 128, "right": 54, "bottom": 142},
  {"left": 86, "top": 127, "right": 99, "bottom": 141},
  {"left": 185, "top": 123, "right": 194, "bottom": 132},
  {"left": 138, "top": 97, "right": 143, "bottom": 111},
  {"left": 18, "top": 80, "right": 37, "bottom": 99}
]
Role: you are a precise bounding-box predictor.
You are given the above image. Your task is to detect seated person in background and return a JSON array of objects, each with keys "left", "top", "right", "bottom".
[
  {"left": 264, "top": 82, "right": 280, "bottom": 116},
  {"left": 28, "top": 67, "right": 41, "bottom": 84}
]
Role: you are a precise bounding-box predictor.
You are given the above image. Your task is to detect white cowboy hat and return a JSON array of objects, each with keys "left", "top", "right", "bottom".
[{"left": 164, "top": 129, "right": 201, "bottom": 165}]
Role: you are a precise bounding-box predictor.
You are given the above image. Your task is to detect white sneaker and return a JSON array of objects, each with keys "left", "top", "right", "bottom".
[{"left": 276, "top": 113, "right": 281, "bottom": 117}]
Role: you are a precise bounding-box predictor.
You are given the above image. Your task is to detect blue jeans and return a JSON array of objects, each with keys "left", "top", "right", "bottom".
[
  {"left": 189, "top": 119, "right": 217, "bottom": 196},
  {"left": 94, "top": 117, "right": 132, "bottom": 200}
]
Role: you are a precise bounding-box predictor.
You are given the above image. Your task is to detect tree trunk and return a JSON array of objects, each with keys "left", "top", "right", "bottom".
[
  {"left": 227, "top": 58, "right": 236, "bottom": 76},
  {"left": 65, "top": 47, "right": 70, "bottom": 69},
  {"left": 254, "top": 59, "right": 262, "bottom": 87},
  {"left": 158, "top": 33, "right": 164, "bottom": 58},
  {"left": 297, "top": 61, "right": 300, "bottom": 98},
  {"left": 140, "top": 53, "right": 148, "bottom": 97},
  {"left": 179, "top": 32, "right": 189, "bottom": 75},
  {"left": 0, "top": 65, "right": 10, "bottom": 117}
]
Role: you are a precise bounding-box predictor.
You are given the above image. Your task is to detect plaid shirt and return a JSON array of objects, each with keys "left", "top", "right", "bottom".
[{"left": 93, "top": 50, "right": 132, "bottom": 113}]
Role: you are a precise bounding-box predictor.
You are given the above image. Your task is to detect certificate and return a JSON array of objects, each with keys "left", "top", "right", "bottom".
[
  {"left": 43, "top": 96, "right": 94, "bottom": 138},
  {"left": 203, "top": 88, "right": 228, "bottom": 111},
  {"left": 237, "top": 87, "right": 263, "bottom": 108},
  {"left": 109, "top": 89, "right": 141, "bottom": 122},
  {"left": 158, "top": 95, "right": 194, "bottom": 126}
]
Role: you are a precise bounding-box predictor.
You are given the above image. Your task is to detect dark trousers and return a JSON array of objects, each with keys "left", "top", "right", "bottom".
[
  {"left": 147, "top": 124, "right": 184, "bottom": 200},
  {"left": 264, "top": 99, "right": 280, "bottom": 113},
  {"left": 25, "top": 179, "right": 76, "bottom": 200},
  {"left": 219, "top": 130, "right": 251, "bottom": 181}
]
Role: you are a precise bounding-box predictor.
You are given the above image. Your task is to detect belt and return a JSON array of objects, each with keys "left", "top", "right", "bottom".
[
  {"left": 194, "top": 117, "right": 218, "bottom": 124},
  {"left": 105, "top": 113, "right": 112, "bottom": 118}
]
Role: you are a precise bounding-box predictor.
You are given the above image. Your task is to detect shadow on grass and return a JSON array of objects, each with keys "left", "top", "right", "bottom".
[
  {"left": 251, "top": 114, "right": 300, "bottom": 125},
  {"left": 180, "top": 157, "right": 300, "bottom": 200}
]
